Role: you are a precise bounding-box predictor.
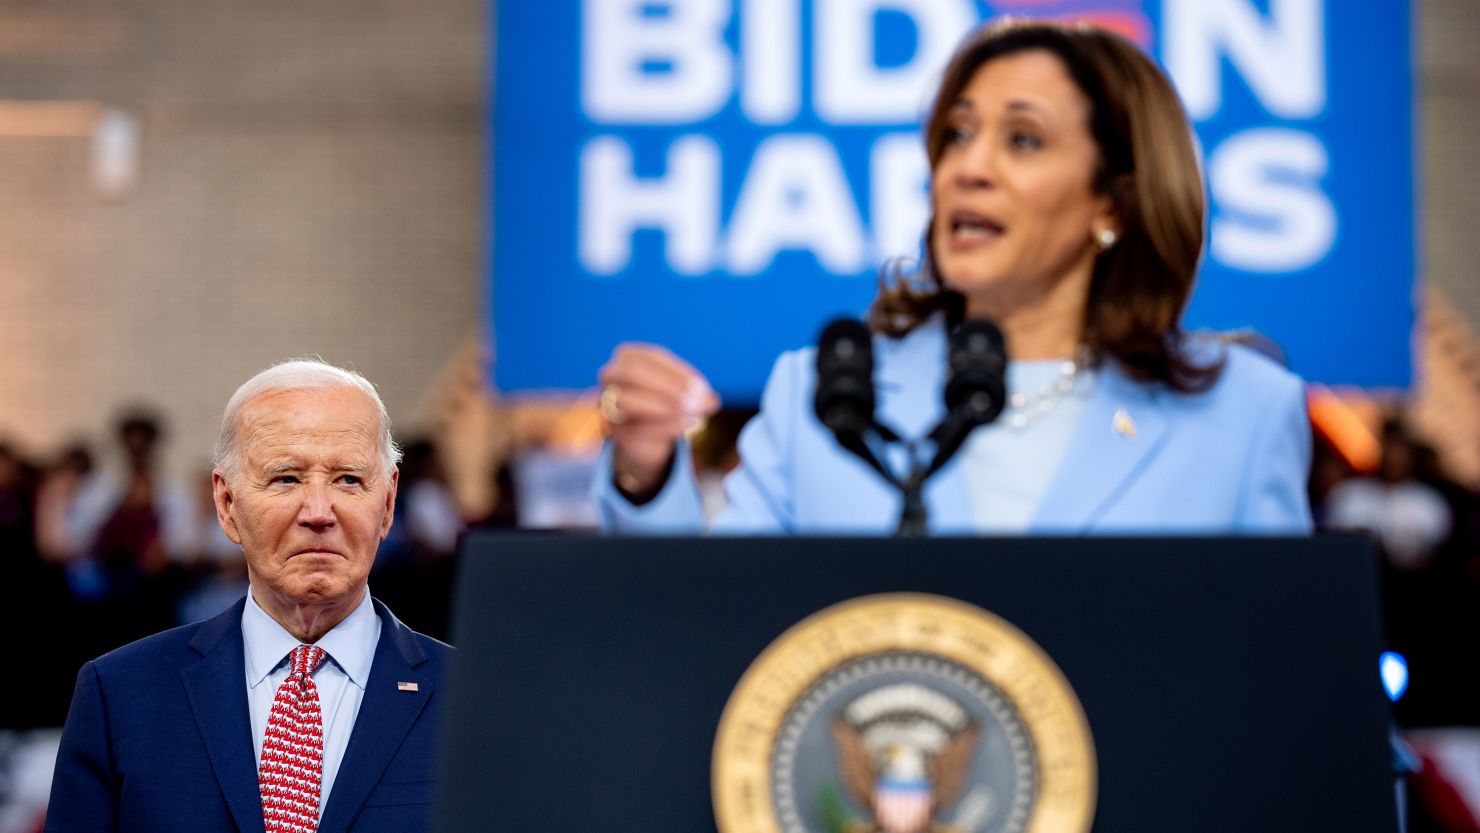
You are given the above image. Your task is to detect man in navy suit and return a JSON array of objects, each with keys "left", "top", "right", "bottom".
[{"left": 45, "top": 359, "right": 453, "bottom": 833}]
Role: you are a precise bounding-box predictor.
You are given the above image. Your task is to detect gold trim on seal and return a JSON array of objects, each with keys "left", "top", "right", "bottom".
[{"left": 712, "top": 593, "right": 1096, "bottom": 833}]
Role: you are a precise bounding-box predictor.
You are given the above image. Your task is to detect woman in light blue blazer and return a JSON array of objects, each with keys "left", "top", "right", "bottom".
[{"left": 594, "top": 20, "right": 1312, "bottom": 536}]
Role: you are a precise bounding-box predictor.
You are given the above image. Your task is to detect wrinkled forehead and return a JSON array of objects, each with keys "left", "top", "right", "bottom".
[{"left": 236, "top": 386, "right": 382, "bottom": 459}]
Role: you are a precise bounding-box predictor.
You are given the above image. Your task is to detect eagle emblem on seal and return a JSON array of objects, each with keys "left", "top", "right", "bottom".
[{"left": 829, "top": 682, "right": 982, "bottom": 833}]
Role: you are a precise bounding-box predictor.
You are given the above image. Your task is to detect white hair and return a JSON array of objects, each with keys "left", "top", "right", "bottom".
[{"left": 213, "top": 358, "right": 402, "bottom": 483}]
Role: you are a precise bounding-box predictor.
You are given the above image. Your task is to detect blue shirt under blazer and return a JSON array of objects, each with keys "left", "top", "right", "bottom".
[
  {"left": 598, "top": 319, "right": 1313, "bottom": 534},
  {"left": 44, "top": 597, "right": 451, "bottom": 833}
]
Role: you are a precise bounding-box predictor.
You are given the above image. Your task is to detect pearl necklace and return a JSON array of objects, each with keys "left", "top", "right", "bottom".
[{"left": 1002, "top": 352, "right": 1090, "bottom": 430}]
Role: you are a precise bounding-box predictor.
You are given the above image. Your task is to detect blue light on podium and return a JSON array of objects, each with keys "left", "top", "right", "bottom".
[{"left": 1380, "top": 652, "right": 1408, "bottom": 702}]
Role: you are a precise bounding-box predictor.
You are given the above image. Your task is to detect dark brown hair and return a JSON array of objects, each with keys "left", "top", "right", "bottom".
[{"left": 868, "top": 19, "right": 1220, "bottom": 391}]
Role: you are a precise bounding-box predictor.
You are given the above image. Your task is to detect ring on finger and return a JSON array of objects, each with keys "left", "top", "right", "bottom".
[{"left": 599, "top": 385, "right": 626, "bottom": 425}]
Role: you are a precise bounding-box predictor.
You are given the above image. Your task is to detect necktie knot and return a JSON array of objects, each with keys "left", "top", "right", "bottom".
[{"left": 289, "top": 645, "right": 327, "bottom": 681}]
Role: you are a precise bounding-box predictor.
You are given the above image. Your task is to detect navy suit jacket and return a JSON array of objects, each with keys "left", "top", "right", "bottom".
[{"left": 44, "top": 596, "right": 451, "bottom": 833}]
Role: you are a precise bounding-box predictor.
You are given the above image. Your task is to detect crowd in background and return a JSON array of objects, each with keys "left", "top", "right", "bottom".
[
  {"left": 0, "top": 405, "right": 1476, "bottom": 734},
  {"left": 0, "top": 402, "right": 1474, "bottom": 828},
  {"left": 0, "top": 411, "right": 514, "bottom": 732},
  {"left": 1307, "top": 417, "right": 1480, "bottom": 833},
  {"left": 1310, "top": 419, "right": 1480, "bottom": 731}
]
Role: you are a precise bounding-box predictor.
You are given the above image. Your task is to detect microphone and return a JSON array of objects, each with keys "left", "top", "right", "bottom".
[
  {"left": 810, "top": 316, "right": 1005, "bottom": 536},
  {"left": 813, "top": 318, "right": 896, "bottom": 486},
  {"left": 813, "top": 318, "right": 876, "bottom": 438},
  {"left": 925, "top": 319, "right": 1007, "bottom": 478},
  {"left": 945, "top": 319, "right": 1007, "bottom": 425}
]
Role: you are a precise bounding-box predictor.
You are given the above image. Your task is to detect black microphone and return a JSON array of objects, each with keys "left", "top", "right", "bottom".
[
  {"left": 945, "top": 319, "right": 1007, "bottom": 425},
  {"left": 813, "top": 318, "right": 897, "bottom": 486},
  {"left": 925, "top": 319, "right": 1007, "bottom": 478},
  {"left": 813, "top": 318, "right": 876, "bottom": 437}
]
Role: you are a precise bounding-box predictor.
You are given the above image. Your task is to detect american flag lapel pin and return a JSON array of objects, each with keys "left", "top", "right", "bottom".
[{"left": 397, "top": 681, "right": 420, "bottom": 692}]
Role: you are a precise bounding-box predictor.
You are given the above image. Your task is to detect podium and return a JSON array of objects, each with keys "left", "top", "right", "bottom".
[{"left": 435, "top": 534, "right": 1396, "bottom": 833}]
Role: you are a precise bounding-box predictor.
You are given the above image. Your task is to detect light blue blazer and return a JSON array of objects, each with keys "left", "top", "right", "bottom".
[{"left": 597, "top": 321, "right": 1313, "bottom": 535}]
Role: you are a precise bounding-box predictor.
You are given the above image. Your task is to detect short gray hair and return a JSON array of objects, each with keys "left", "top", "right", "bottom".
[{"left": 213, "top": 358, "right": 402, "bottom": 483}]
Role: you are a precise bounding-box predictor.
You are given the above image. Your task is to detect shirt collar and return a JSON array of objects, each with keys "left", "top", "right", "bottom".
[{"left": 242, "top": 587, "right": 381, "bottom": 691}]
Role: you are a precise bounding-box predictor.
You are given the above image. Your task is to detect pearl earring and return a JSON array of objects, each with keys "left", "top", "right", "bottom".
[{"left": 1095, "top": 228, "right": 1118, "bottom": 251}]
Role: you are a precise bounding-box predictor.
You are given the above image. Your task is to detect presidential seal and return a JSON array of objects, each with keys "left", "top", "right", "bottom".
[{"left": 712, "top": 594, "right": 1094, "bottom": 833}]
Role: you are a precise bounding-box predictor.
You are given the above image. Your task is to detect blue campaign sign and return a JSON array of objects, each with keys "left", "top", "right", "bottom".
[{"left": 491, "top": 0, "right": 1413, "bottom": 400}]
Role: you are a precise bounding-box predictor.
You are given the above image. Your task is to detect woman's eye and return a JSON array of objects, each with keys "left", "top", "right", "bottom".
[
  {"left": 943, "top": 126, "right": 971, "bottom": 145},
  {"left": 1010, "top": 131, "right": 1043, "bottom": 150}
]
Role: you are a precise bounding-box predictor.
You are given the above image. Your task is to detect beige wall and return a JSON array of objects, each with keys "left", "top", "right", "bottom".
[
  {"left": 0, "top": 0, "right": 483, "bottom": 480},
  {"left": 1420, "top": 0, "right": 1480, "bottom": 333}
]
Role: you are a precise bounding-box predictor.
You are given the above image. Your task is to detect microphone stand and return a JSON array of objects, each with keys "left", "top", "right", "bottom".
[
  {"left": 814, "top": 317, "right": 1004, "bottom": 537},
  {"left": 896, "top": 464, "right": 929, "bottom": 537},
  {"left": 827, "top": 411, "right": 974, "bottom": 537},
  {"left": 883, "top": 407, "right": 979, "bottom": 538}
]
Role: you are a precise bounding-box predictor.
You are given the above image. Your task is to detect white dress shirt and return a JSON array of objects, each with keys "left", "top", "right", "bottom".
[{"left": 242, "top": 587, "right": 381, "bottom": 819}]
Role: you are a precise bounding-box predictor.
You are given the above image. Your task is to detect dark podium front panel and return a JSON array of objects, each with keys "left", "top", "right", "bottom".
[{"left": 436, "top": 535, "right": 1394, "bottom": 833}]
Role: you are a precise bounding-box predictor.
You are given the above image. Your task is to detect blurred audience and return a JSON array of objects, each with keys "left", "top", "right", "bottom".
[
  {"left": 2, "top": 397, "right": 1478, "bottom": 831},
  {"left": 173, "top": 467, "right": 250, "bottom": 626},
  {"left": 373, "top": 437, "right": 465, "bottom": 641},
  {"left": 64, "top": 410, "right": 196, "bottom": 576},
  {"left": 399, "top": 438, "right": 467, "bottom": 556},
  {"left": 50, "top": 412, "right": 195, "bottom": 664},
  {"left": 33, "top": 445, "right": 91, "bottom": 563},
  {"left": 1326, "top": 418, "right": 1453, "bottom": 571},
  {"left": 1318, "top": 414, "right": 1480, "bottom": 743},
  {"left": 0, "top": 444, "right": 37, "bottom": 561},
  {"left": 478, "top": 459, "right": 521, "bottom": 529},
  {"left": 2, "top": 423, "right": 491, "bottom": 734},
  {"left": 0, "top": 443, "right": 65, "bottom": 731}
]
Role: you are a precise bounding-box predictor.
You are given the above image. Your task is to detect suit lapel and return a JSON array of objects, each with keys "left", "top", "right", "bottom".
[
  {"left": 180, "top": 598, "right": 266, "bottom": 833},
  {"left": 1030, "top": 362, "right": 1170, "bottom": 532},
  {"left": 318, "top": 600, "right": 432, "bottom": 833}
]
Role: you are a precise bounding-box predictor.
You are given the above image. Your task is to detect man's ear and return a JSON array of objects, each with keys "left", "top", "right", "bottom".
[
  {"left": 212, "top": 470, "right": 243, "bottom": 545},
  {"left": 379, "top": 467, "right": 399, "bottom": 541}
]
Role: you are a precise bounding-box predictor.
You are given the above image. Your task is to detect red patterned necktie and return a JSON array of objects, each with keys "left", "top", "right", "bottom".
[{"left": 259, "top": 645, "right": 328, "bottom": 833}]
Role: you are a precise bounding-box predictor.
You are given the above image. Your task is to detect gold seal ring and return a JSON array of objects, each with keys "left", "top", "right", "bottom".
[
  {"left": 713, "top": 593, "right": 1096, "bottom": 833},
  {"left": 599, "top": 385, "right": 626, "bottom": 425}
]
